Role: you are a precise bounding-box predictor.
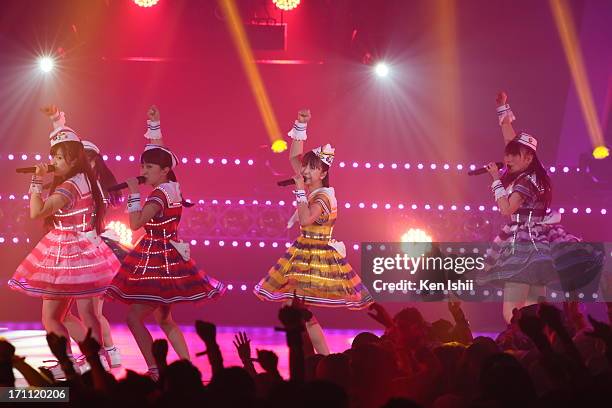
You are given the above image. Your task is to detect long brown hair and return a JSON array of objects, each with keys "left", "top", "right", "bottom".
[
  {"left": 45, "top": 141, "right": 106, "bottom": 233},
  {"left": 85, "top": 149, "right": 122, "bottom": 207}
]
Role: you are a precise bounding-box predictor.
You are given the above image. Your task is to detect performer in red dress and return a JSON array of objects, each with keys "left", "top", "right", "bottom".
[{"left": 107, "top": 106, "right": 225, "bottom": 379}]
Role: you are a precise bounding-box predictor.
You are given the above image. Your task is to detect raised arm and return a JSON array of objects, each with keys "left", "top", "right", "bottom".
[
  {"left": 144, "top": 105, "right": 164, "bottom": 147},
  {"left": 288, "top": 109, "right": 311, "bottom": 174},
  {"left": 496, "top": 91, "right": 517, "bottom": 145}
]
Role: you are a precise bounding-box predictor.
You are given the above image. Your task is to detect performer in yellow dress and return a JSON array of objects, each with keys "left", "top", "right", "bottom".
[{"left": 254, "top": 109, "right": 373, "bottom": 354}]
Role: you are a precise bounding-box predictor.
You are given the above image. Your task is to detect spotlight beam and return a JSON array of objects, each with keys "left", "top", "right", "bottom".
[
  {"left": 218, "top": 0, "right": 285, "bottom": 153},
  {"left": 549, "top": 0, "right": 605, "bottom": 152}
]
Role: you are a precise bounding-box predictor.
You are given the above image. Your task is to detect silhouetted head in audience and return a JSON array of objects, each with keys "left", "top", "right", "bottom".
[
  {"left": 300, "top": 380, "right": 349, "bottom": 408},
  {"left": 208, "top": 366, "right": 256, "bottom": 406},
  {"left": 161, "top": 359, "right": 203, "bottom": 394},
  {"left": 393, "top": 307, "right": 429, "bottom": 348},
  {"left": 352, "top": 331, "right": 381, "bottom": 349},
  {"left": 316, "top": 353, "right": 351, "bottom": 391},
  {"left": 479, "top": 352, "right": 536, "bottom": 405},
  {"left": 431, "top": 319, "right": 454, "bottom": 343}
]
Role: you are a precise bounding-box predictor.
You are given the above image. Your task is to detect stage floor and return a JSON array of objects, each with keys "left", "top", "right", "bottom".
[
  {"left": 1, "top": 323, "right": 383, "bottom": 386},
  {"left": 1, "top": 323, "right": 497, "bottom": 386}
]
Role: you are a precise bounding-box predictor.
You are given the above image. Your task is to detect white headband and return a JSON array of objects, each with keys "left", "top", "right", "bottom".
[
  {"left": 82, "top": 140, "right": 100, "bottom": 155},
  {"left": 516, "top": 132, "right": 537, "bottom": 152},
  {"left": 142, "top": 144, "right": 179, "bottom": 168},
  {"left": 49, "top": 126, "right": 80, "bottom": 147}
]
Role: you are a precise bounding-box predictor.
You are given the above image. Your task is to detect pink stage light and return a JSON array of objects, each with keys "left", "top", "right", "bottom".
[
  {"left": 133, "top": 0, "right": 159, "bottom": 7},
  {"left": 273, "top": 0, "right": 300, "bottom": 11}
]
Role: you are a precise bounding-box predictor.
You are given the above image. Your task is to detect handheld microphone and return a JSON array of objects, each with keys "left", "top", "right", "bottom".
[
  {"left": 16, "top": 165, "right": 56, "bottom": 174},
  {"left": 108, "top": 176, "right": 146, "bottom": 191},
  {"left": 468, "top": 162, "right": 504, "bottom": 176},
  {"left": 277, "top": 176, "right": 306, "bottom": 187}
]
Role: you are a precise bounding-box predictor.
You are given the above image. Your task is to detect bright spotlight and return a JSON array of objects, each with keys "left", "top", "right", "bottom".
[
  {"left": 271, "top": 139, "right": 287, "bottom": 153},
  {"left": 400, "top": 228, "right": 433, "bottom": 257},
  {"left": 593, "top": 145, "right": 610, "bottom": 159},
  {"left": 133, "top": 0, "right": 159, "bottom": 7},
  {"left": 38, "top": 57, "right": 54, "bottom": 73},
  {"left": 273, "top": 0, "right": 300, "bottom": 11},
  {"left": 374, "top": 63, "right": 389, "bottom": 77},
  {"left": 400, "top": 228, "right": 433, "bottom": 243}
]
